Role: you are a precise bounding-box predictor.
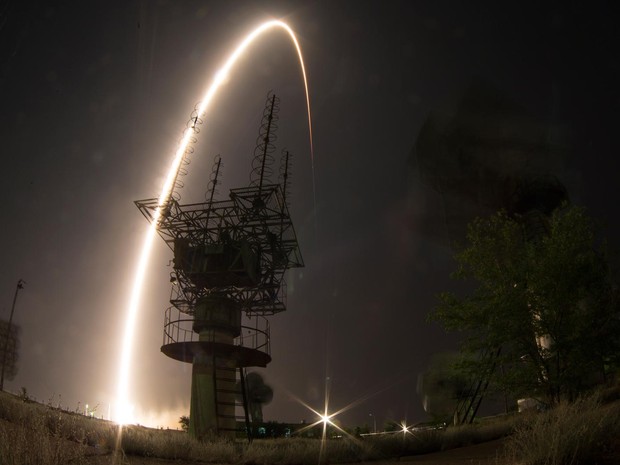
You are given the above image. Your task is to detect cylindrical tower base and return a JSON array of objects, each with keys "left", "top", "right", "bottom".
[
  {"left": 162, "top": 299, "right": 272, "bottom": 439},
  {"left": 189, "top": 296, "right": 240, "bottom": 440},
  {"left": 189, "top": 352, "right": 237, "bottom": 439}
]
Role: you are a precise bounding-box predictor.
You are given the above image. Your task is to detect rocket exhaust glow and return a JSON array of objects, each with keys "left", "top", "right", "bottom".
[{"left": 115, "top": 20, "right": 314, "bottom": 424}]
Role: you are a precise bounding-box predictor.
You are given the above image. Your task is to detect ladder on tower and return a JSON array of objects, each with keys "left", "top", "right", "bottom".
[{"left": 212, "top": 357, "right": 252, "bottom": 441}]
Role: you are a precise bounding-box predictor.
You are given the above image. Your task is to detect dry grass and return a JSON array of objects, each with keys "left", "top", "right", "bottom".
[
  {"left": 503, "top": 392, "right": 620, "bottom": 465},
  {"left": 117, "top": 426, "right": 238, "bottom": 462},
  {"left": 0, "top": 389, "right": 516, "bottom": 464},
  {"left": 242, "top": 437, "right": 367, "bottom": 465},
  {"left": 0, "top": 393, "right": 94, "bottom": 465},
  {"left": 440, "top": 415, "right": 518, "bottom": 451},
  {"left": 0, "top": 390, "right": 240, "bottom": 463},
  {"left": 8, "top": 388, "right": 619, "bottom": 465}
]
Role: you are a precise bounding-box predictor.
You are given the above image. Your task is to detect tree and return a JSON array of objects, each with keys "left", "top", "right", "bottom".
[
  {"left": 179, "top": 415, "right": 189, "bottom": 432},
  {"left": 431, "top": 205, "right": 620, "bottom": 406}
]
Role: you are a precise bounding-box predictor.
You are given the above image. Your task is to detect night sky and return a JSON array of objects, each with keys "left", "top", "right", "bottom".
[{"left": 0, "top": 1, "right": 618, "bottom": 429}]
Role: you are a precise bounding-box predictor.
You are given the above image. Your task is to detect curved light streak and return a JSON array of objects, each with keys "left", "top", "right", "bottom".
[{"left": 115, "top": 19, "right": 314, "bottom": 424}]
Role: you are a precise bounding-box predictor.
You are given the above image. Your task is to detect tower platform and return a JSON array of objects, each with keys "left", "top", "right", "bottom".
[{"left": 161, "top": 341, "right": 271, "bottom": 367}]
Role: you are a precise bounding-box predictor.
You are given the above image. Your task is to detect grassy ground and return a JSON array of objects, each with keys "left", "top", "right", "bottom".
[
  {"left": 502, "top": 389, "right": 620, "bottom": 465},
  {"left": 1, "top": 388, "right": 619, "bottom": 464}
]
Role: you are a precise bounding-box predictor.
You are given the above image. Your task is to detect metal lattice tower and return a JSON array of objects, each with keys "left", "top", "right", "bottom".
[{"left": 135, "top": 94, "right": 303, "bottom": 439}]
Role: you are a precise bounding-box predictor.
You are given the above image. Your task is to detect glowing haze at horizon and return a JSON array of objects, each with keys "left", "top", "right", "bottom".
[{"left": 114, "top": 20, "right": 314, "bottom": 425}]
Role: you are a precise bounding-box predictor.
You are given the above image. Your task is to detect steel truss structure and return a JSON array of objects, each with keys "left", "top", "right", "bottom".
[
  {"left": 135, "top": 181, "right": 303, "bottom": 318},
  {"left": 135, "top": 93, "right": 304, "bottom": 439}
]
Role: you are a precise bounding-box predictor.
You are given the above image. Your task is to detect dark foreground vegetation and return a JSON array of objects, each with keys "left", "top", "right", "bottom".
[
  {"left": 2, "top": 386, "right": 620, "bottom": 464},
  {"left": 431, "top": 206, "right": 620, "bottom": 408}
]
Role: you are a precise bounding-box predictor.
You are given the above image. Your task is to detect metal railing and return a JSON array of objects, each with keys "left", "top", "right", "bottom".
[{"left": 162, "top": 307, "right": 270, "bottom": 355}]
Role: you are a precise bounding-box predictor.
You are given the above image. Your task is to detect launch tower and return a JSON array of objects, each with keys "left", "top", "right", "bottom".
[{"left": 136, "top": 94, "right": 303, "bottom": 439}]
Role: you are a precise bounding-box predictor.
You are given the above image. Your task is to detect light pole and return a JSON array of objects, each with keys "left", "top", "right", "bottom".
[
  {"left": 0, "top": 279, "right": 25, "bottom": 391},
  {"left": 369, "top": 413, "right": 376, "bottom": 434}
]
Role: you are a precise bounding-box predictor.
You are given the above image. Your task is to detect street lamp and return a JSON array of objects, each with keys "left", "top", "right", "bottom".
[
  {"left": 0, "top": 279, "right": 25, "bottom": 391},
  {"left": 369, "top": 413, "right": 376, "bottom": 433}
]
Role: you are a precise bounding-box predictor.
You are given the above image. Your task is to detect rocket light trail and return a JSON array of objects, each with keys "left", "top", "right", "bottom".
[{"left": 115, "top": 19, "right": 314, "bottom": 424}]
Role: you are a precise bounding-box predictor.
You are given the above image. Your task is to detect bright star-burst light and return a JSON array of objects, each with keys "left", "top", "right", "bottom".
[
  {"left": 401, "top": 421, "right": 412, "bottom": 435},
  {"left": 279, "top": 371, "right": 418, "bottom": 463},
  {"left": 114, "top": 19, "right": 314, "bottom": 425},
  {"left": 286, "top": 387, "right": 373, "bottom": 464}
]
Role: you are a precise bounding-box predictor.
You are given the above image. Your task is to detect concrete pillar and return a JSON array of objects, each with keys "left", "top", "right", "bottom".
[
  {"left": 188, "top": 297, "right": 240, "bottom": 440},
  {"left": 189, "top": 349, "right": 237, "bottom": 439}
]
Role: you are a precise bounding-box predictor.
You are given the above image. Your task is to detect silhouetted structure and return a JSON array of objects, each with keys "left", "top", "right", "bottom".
[
  {"left": 0, "top": 279, "right": 24, "bottom": 391},
  {"left": 136, "top": 94, "right": 303, "bottom": 439},
  {"left": 0, "top": 320, "right": 20, "bottom": 386}
]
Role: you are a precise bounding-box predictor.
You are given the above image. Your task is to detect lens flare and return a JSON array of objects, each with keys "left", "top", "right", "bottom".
[
  {"left": 279, "top": 372, "right": 416, "bottom": 463},
  {"left": 401, "top": 422, "right": 411, "bottom": 434},
  {"left": 114, "top": 19, "right": 314, "bottom": 425},
  {"left": 292, "top": 396, "right": 364, "bottom": 465}
]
